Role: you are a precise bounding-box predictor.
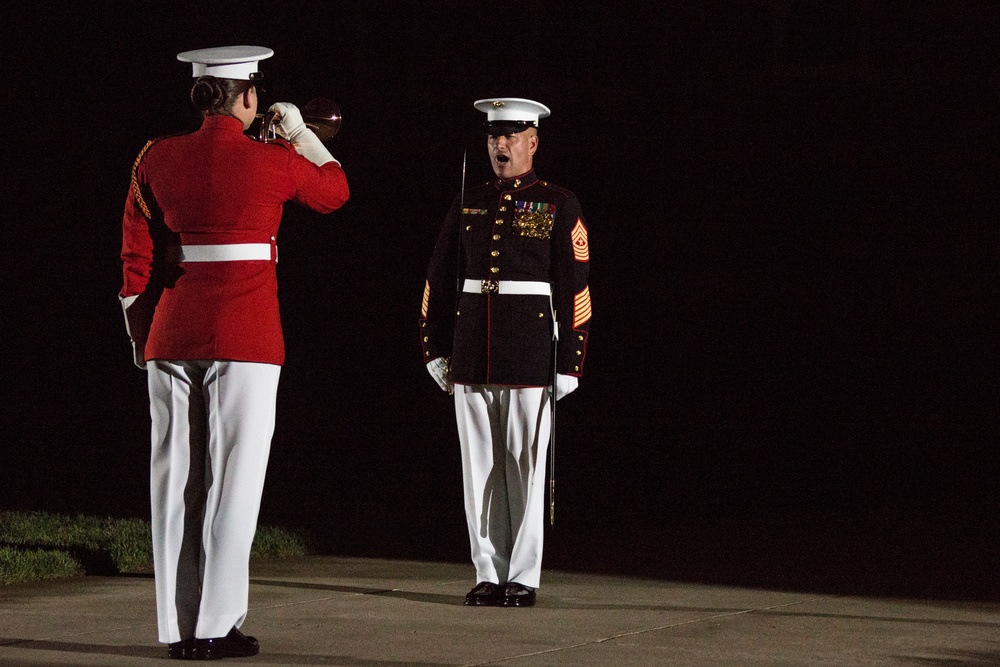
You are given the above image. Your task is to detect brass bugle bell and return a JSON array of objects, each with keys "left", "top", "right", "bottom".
[{"left": 257, "top": 98, "right": 342, "bottom": 143}]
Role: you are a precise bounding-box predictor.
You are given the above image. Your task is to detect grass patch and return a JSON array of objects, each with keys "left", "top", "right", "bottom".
[
  {"left": 0, "top": 511, "right": 308, "bottom": 585},
  {"left": 251, "top": 524, "right": 309, "bottom": 559},
  {"left": 0, "top": 546, "right": 84, "bottom": 585},
  {"left": 0, "top": 511, "right": 154, "bottom": 574}
]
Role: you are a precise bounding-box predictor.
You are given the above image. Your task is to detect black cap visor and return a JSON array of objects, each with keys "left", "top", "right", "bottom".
[
  {"left": 249, "top": 71, "right": 266, "bottom": 93},
  {"left": 485, "top": 120, "right": 536, "bottom": 137}
]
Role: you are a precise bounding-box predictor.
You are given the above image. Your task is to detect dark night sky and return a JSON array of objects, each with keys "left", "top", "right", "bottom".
[{"left": 3, "top": 2, "right": 998, "bottom": 595}]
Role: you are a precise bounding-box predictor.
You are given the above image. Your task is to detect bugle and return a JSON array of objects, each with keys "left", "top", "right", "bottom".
[{"left": 258, "top": 98, "right": 342, "bottom": 143}]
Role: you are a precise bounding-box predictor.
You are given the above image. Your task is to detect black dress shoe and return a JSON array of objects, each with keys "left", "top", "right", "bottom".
[
  {"left": 167, "top": 638, "right": 196, "bottom": 659},
  {"left": 502, "top": 582, "right": 536, "bottom": 607},
  {"left": 191, "top": 627, "right": 260, "bottom": 660},
  {"left": 464, "top": 581, "right": 504, "bottom": 606}
]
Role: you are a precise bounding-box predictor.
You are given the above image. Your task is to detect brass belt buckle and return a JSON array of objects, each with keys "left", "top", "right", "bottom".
[{"left": 481, "top": 279, "right": 499, "bottom": 294}]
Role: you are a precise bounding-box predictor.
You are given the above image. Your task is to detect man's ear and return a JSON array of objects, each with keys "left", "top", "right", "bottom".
[
  {"left": 528, "top": 132, "right": 539, "bottom": 157},
  {"left": 242, "top": 88, "right": 254, "bottom": 110}
]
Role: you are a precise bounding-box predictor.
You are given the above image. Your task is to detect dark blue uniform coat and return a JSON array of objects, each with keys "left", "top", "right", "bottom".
[{"left": 420, "top": 169, "right": 591, "bottom": 386}]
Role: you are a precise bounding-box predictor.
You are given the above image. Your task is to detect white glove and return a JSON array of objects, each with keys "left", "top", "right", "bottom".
[
  {"left": 555, "top": 374, "right": 578, "bottom": 400},
  {"left": 268, "top": 102, "right": 336, "bottom": 167},
  {"left": 426, "top": 357, "right": 452, "bottom": 394},
  {"left": 269, "top": 102, "right": 304, "bottom": 138}
]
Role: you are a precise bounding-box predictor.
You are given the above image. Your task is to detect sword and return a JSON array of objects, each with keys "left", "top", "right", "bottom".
[
  {"left": 549, "top": 306, "right": 558, "bottom": 525},
  {"left": 455, "top": 149, "right": 466, "bottom": 295},
  {"left": 446, "top": 150, "right": 467, "bottom": 396}
]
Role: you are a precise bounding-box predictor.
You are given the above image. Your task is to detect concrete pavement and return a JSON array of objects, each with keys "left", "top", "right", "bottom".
[{"left": 2, "top": 555, "right": 1000, "bottom": 666}]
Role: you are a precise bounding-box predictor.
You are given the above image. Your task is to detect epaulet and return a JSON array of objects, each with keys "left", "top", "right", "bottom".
[{"left": 130, "top": 138, "right": 164, "bottom": 220}]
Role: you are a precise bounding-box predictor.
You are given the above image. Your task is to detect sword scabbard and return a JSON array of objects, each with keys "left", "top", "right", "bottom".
[{"left": 549, "top": 479, "right": 555, "bottom": 525}]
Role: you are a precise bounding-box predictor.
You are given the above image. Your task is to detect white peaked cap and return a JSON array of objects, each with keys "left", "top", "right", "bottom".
[
  {"left": 474, "top": 98, "right": 551, "bottom": 125},
  {"left": 176, "top": 45, "right": 274, "bottom": 79}
]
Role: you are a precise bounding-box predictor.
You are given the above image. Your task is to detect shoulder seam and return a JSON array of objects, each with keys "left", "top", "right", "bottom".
[{"left": 540, "top": 181, "right": 575, "bottom": 198}]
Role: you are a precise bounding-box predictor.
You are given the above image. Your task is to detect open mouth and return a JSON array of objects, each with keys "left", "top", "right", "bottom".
[{"left": 495, "top": 155, "right": 510, "bottom": 164}]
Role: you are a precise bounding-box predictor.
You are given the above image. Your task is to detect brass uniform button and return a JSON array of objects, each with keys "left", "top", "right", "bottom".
[
  {"left": 465, "top": 225, "right": 471, "bottom": 231},
  {"left": 491, "top": 250, "right": 499, "bottom": 257},
  {"left": 493, "top": 234, "right": 501, "bottom": 241},
  {"left": 490, "top": 267, "right": 500, "bottom": 274},
  {"left": 504, "top": 194, "right": 511, "bottom": 200}
]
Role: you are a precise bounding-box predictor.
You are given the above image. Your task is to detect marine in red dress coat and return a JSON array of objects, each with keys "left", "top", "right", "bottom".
[
  {"left": 120, "top": 114, "right": 348, "bottom": 366},
  {"left": 119, "top": 44, "right": 349, "bottom": 659}
]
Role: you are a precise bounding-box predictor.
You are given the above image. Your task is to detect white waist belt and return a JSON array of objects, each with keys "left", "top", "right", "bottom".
[
  {"left": 462, "top": 279, "right": 551, "bottom": 295},
  {"left": 167, "top": 243, "right": 273, "bottom": 263}
]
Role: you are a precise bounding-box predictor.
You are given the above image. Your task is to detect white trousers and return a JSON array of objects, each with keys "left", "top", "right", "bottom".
[
  {"left": 147, "top": 360, "right": 280, "bottom": 643},
  {"left": 454, "top": 384, "right": 551, "bottom": 589}
]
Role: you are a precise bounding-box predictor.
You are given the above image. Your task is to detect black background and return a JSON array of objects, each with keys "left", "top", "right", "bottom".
[{"left": 3, "top": 2, "right": 997, "bottom": 598}]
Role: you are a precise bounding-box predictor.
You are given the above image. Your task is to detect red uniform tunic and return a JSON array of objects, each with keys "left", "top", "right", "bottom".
[{"left": 120, "top": 115, "right": 349, "bottom": 365}]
